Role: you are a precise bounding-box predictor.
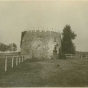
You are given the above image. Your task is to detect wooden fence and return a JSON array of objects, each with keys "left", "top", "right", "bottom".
[
  {"left": 4, "top": 55, "right": 29, "bottom": 72},
  {"left": 65, "top": 54, "right": 88, "bottom": 58}
]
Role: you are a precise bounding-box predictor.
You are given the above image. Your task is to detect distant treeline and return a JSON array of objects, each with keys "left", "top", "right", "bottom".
[{"left": 0, "top": 43, "right": 17, "bottom": 52}]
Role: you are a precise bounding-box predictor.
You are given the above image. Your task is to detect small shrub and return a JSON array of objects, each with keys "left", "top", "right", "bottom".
[{"left": 57, "top": 64, "right": 60, "bottom": 67}]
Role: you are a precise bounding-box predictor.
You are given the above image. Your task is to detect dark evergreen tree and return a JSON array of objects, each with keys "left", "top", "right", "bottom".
[{"left": 62, "top": 25, "right": 76, "bottom": 54}]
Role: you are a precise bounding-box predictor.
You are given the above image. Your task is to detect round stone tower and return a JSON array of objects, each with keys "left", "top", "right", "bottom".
[{"left": 20, "top": 30, "right": 61, "bottom": 59}]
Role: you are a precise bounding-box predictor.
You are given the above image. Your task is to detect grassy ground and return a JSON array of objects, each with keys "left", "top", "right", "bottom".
[{"left": 0, "top": 58, "right": 88, "bottom": 87}]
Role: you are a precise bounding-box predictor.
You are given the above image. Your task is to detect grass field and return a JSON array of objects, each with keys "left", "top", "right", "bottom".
[{"left": 0, "top": 58, "right": 88, "bottom": 87}]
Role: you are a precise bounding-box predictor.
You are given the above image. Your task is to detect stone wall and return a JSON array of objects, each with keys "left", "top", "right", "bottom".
[{"left": 21, "top": 30, "right": 61, "bottom": 59}]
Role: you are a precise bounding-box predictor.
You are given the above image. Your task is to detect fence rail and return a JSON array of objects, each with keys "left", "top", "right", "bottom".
[
  {"left": 65, "top": 54, "right": 88, "bottom": 58},
  {"left": 4, "top": 54, "right": 29, "bottom": 72},
  {"left": 2, "top": 53, "right": 88, "bottom": 71}
]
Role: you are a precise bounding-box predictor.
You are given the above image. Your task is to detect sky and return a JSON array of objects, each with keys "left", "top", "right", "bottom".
[{"left": 0, "top": 0, "right": 88, "bottom": 51}]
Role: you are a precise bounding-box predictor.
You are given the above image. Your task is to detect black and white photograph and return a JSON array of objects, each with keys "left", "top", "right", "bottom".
[{"left": 0, "top": 0, "right": 88, "bottom": 87}]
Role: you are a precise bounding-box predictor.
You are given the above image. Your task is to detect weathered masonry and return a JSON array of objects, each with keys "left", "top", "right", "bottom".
[{"left": 20, "top": 30, "right": 61, "bottom": 59}]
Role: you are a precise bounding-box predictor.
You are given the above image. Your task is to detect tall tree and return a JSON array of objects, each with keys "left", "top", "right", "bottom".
[
  {"left": 62, "top": 25, "right": 76, "bottom": 54},
  {"left": 0, "top": 43, "right": 8, "bottom": 52},
  {"left": 8, "top": 43, "right": 17, "bottom": 52}
]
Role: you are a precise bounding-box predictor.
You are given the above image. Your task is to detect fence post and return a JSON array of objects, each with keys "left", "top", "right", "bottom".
[
  {"left": 12, "top": 56, "right": 14, "bottom": 68},
  {"left": 22, "top": 56, "right": 23, "bottom": 62},
  {"left": 20, "top": 56, "right": 22, "bottom": 62},
  {"left": 24, "top": 55, "right": 25, "bottom": 60},
  {"left": 16, "top": 56, "right": 18, "bottom": 66},
  {"left": 23, "top": 56, "right": 24, "bottom": 61},
  {"left": 5, "top": 56, "right": 7, "bottom": 71},
  {"left": 19, "top": 56, "right": 20, "bottom": 63},
  {"left": 24, "top": 56, "right": 25, "bottom": 60}
]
